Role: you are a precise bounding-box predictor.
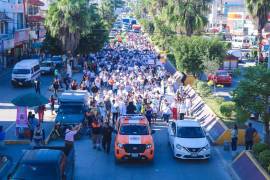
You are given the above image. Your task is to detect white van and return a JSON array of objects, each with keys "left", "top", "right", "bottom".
[{"left": 11, "top": 59, "right": 40, "bottom": 86}]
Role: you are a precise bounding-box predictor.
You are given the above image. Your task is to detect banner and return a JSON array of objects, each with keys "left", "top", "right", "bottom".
[{"left": 16, "top": 106, "right": 28, "bottom": 128}]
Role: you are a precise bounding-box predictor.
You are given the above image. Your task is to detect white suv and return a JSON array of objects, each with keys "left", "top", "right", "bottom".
[{"left": 168, "top": 119, "right": 210, "bottom": 159}]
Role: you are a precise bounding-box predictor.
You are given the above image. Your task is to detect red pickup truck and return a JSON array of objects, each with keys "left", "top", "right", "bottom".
[{"left": 208, "top": 70, "right": 232, "bottom": 86}]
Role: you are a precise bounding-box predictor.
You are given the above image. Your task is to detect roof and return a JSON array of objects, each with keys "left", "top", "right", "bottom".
[
  {"left": 21, "top": 149, "right": 63, "bottom": 164},
  {"left": 59, "top": 90, "right": 90, "bottom": 103},
  {"left": 119, "top": 114, "right": 148, "bottom": 125},
  {"left": 14, "top": 59, "right": 39, "bottom": 69},
  {"left": 176, "top": 119, "right": 200, "bottom": 127}
]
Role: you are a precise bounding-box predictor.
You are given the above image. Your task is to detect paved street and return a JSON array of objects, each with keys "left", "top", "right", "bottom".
[{"left": 0, "top": 71, "right": 234, "bottom": 180}]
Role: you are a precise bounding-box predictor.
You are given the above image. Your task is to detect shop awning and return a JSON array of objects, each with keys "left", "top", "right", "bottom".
[
  {"left": 27, "top": 15, "right": 45, "bottom": 22},
  {"left": 0, "top": 12, "right": 12, "bottom": 22},
  {"left": 28, "top": 0, "right": 45, "bottom": 6}
]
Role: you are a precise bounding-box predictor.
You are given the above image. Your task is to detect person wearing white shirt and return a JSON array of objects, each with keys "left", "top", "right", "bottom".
[{"left": 179, "top": 101, "right": 186, "bottom": 120}]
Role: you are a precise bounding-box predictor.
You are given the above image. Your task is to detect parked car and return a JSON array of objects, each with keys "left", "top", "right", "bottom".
[
  {"left": 40, "top": 60, "right": 55, "bottom": 75},
  {"left": 51, "top": 56, "right": 63, "bottom": 68},
  {"left": 8, "top": 146, "right": 74, "bottom": 180},
  {"left": 114, "top": 114, "right": 155, "bottom": 163},
  {"left": 11, "top": 59, "right": 40, "bottom": 87},
  {"left": 208, "top": 70, "right": 232, "bottom": 86},
  {"left": 168, "top": 119, "right": 210, "bottom": 159}
]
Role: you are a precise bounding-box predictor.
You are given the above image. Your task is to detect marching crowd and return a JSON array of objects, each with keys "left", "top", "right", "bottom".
[{"left": 52, "top": 31, "right": 193, "bottom": 153}]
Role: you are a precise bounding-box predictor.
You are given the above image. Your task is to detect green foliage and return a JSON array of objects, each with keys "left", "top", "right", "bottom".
[
  {"left": 172, "top": 36, "right": 227, "bottom": 76},
  {"left": 259, "top": 150, "right": 270, "bottom": 169},
  {"left": 45, "top": 0, "right": 110, "bottom": 54},
  {"left": 220, "top": 101, "right": 236, "bottom": 117},
  {"left": 167, "top": 53, "right": 176, "bottom": 67},
  {"left": 233, "top": 65, "right": 270, "bottom": 143},
  {"left": 232, "top": 68, "right": 241, "bottom": 77},
  {"left": 196, "top": 81, "right": 211, "bottom": 97},
  {"left": 235, "top": 108, "right": 250, "bottom": 123},
  {"left": 41, "top": 32, "right": 63, "bottom": 55},
  {"left": 253, "top": 143, "right": 270, "bottom": 157}
]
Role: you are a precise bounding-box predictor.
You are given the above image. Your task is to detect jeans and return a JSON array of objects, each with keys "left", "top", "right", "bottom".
[
  {"left": 163, "top": 114, "right": 170, "bottom": 122},
  {"left": 245, "top": 140, "right": 253, "bottom": 150},
  {"left": 112, "top": 113, "right": 118, "bottom": 125},
  {"left": 231, "top": 137, "right": 238, "bottom": 151},
  {"left": 102, "top": 137, "right": 111, "bottom": 153}
]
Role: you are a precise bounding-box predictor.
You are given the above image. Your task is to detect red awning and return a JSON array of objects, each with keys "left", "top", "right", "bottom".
[
  {"left": 28, "top": 0, "right": 45, "bottom": 6},
  {"left": 27, "top": 15, "right": 45, "bottom": 22}
]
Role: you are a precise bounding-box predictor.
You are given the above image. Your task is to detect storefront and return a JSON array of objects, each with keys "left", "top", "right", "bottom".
[
  {"left": 0, "top": 37, "right": 14, "bottom": 69},
  {"left": 14, "top": 28, "right": 30, "bottom": 58}
]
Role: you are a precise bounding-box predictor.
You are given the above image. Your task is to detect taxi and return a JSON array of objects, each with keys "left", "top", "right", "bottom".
[{"left": 114, "top": 114, "right": 155, "bottom": 162}]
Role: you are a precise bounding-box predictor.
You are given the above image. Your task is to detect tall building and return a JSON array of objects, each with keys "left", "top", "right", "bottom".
[
  {"left": 208, "top": 0, "right": 256, "bottom": 36},
  {"left": 0, "top": 0, "right": 29, "bottom": 70}
]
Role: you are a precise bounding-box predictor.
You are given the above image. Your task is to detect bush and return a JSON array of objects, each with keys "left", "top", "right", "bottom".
[
  {"left": 253, "top": 143, "right": 270, "bottom": 157},
  {"left": 196, "top": 81, "right": 211, "bottom": 97},
  {"left": 220, "top": 101, "right": 235, "bottom": 117},
  {"left": 232, "top": 68, "right": 241, "bottom": 77},
  {"left": 258, "top": 150, "right": 270, "bottom": 169}
]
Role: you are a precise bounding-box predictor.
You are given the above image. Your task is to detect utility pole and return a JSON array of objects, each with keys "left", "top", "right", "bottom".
[{"left": 268, "top": 38, "right": 270, "bottom": 69}]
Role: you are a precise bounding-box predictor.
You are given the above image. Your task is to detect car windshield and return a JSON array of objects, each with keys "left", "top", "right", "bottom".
[
  {"left": 177, "top": 127, "right": 205, "bottom": 138},
  {"left": 52, "top": 57, "right": 62, "bottom": 62},
  {"left": 40, "top": 62, "right": 51, "bottom": 67},
  {"left": 216, "top": 71, "right": 228, "bottom": 76},
  {"left": 58, "top": 105, "right": 83, "bottom": 114},
  {"left": 13, "top": 69, "right": 30, "bottom": 74},
  {"left": 12, "top": 163, "right": 57, "bottom": 179},
  {"left": 120, "top": 124, "right": 149, "bottom": 135}
]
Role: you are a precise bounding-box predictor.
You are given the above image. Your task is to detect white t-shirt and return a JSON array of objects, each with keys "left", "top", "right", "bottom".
[{"left": 65, "top": 129, "right": 77, "bottom": 142}]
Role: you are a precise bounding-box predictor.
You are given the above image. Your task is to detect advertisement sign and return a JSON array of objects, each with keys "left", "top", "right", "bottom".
[
  {"left": 3, "top": 38, "right": 14, "bottom": 50},
  {"left": 228, "top": 13, "right": 243, "bottom": 20},
  {"left": 16, "top": 106, "right": 28, "bottom": 128},
  {"left": 14, "top": 29, "right": 30, "bottom": 46}
]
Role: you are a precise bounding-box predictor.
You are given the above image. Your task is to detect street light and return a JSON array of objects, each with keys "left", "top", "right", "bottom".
[{"left": 268, "top": 38, "right": 270, "bottom": 69}]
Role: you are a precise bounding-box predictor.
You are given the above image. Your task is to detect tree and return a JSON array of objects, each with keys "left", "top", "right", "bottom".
[
  {"left": 246, "top": 0, "right": 270, "bottom": 62},
  {"left": 100, "top": 0, "right": 115, "bottom": 26},
  {"left": 41, "top": 32, "right": 63, "bottom": 55},
  {"left": 45, "top": 0, "right": 97, "bottom": 54},
  {"left": 166, "top": 0, "right": 211, "bottom": 36},
  {"left": 172, "top": 36, "right": 227, "bottom": 77},
  {"left": 232, "top": 65, "right": 270, "bottom": 144}
]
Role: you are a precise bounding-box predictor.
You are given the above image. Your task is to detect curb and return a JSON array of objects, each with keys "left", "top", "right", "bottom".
[
  {"left": 214, "top": 147, "right": 241, "bottom": 180},
  {"left": 4, "top": 140, "right": 30, "bottom": 145}
]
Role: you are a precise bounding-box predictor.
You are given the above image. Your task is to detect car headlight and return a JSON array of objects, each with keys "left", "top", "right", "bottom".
[
  {"left": 146, "top": 144, "right": 152, "bottom": 149},
  {"left": 117, "top": 143, "right": 124, "bottom": 148},
  {"left": 176, "top": 144, "right": 184, "bottom": 150},
  {"left": 201, "top": 144, "right": 210, "bottom": 151}
]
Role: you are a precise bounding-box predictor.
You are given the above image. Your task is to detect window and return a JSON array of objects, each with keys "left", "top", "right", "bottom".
[
  {"left": 0, "top": 22, "right": 4, "bottom": 34},
  {"left": 17, "top": 13, "right": 24, "bottom": 29},
  {"left": 33, "top": 65, "right": 40, "bottom": 72},
  {"left": 18, "top": 0, "right": 23, "bottom": 3}
]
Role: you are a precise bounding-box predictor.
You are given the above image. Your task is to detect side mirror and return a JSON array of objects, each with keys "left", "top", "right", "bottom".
[{"left": 151, "top": 130, "right": 156, "bottom": 134}]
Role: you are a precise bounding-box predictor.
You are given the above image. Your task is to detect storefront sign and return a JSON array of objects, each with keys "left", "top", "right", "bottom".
[
  {"left": 228, "top": 13, "right": 243, "bottom": 20},
  {"left": 16, "top": 106, "right": 28, "bottom": 128},
  {"left": 3, "top": 38, "right": 14, "bottom": 50},
  {"left": 14, "top": 29, "right": 30, "bottom": 46}
]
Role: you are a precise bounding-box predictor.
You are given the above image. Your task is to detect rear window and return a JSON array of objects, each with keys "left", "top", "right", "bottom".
[
  {"left": 12, "top": 163, "right": 58, "bottom": 180},
  {"left": 120, "top": 124, "right": 149, "bottom": 135},
  {"left": 13, "top": 69, "right": 30, "bottom": 74},
  {"left": 58, "top": 105, "right": 83, "bottom": 114}
]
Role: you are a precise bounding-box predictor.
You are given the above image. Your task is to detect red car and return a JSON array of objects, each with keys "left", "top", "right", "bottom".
[{"left": 208, "top": 70, "right": 232, "bottom": 86}]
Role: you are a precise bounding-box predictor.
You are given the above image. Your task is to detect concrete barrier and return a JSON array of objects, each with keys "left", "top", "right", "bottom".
[{"left": 232, "top": 151, "right": 270, "bottom": 180}]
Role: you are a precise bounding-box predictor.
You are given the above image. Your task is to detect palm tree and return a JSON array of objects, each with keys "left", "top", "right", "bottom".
[
  {"left": 166, "top": 0, "right": 211, "bottom": 36},
  {"left": 246, "top": 0, "right": 270, "bottom": 62},
  {"left": 45, "top": 0, "right": 96, "bottom": 54}
]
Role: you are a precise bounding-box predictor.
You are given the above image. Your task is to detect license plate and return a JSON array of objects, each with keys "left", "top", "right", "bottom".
[
  {"left": 131, "top": 153, "right": 139, "bottom": 158},
  {"left": 18, "top": 82, "right": 23, "bottom": 86},
  {"left": 191, "top": 152, "right": 198, "bottom": 157}
]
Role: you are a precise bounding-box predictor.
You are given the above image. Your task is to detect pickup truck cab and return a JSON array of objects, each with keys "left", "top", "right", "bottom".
[
  {"left": 114, "top": 114, "right": 155, "bottom": 162},
  {"left": 8, "top": 146, "right": 74, "bottom": 180},
  {"left": 55, "top": 90, "right": 90, "bottom": 126}
]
